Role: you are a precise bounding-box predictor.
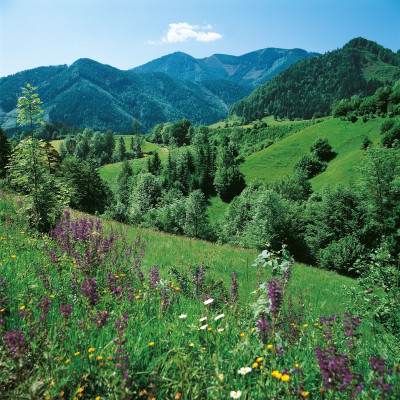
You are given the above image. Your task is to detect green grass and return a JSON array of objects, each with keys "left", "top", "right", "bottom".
[{"left": 239, "top": 117, "right": 386, "bottom": 191}]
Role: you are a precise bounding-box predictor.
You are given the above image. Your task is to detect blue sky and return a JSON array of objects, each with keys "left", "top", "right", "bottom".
[{"left": 1, "top": 0, "right": 399, "bottom": 77}]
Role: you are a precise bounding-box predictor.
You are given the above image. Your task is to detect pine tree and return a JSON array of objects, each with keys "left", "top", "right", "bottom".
[{"left": 0, "top": 126, "right": 11, "bottom": 179}]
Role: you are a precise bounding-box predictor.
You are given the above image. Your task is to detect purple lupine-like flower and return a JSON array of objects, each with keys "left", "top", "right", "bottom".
[
  {"left": 107, "top": 273, "right": 122, "bottom": 297},
  {"left": 149, "top": 265, "right": 160, "bottom": 291},
  {"left": 256, "top": 313, "right": 272, "bottom": 343},
  {"left": 315, "top": 346, "right": 363, "bottom": 392},
  {"left": 5, "top": 328, "right": 30, "bottom": 365},
  {"left": 343, "top": 313, "right": 361, "bottom": 348},
  {"left": 37, "top": 297, "right": 51, "bottom": 323},
  {"left": 59, "top": 304, "right": 73, "bottom": 318},
  {"left": 320, "top": 314, "right": 337, "bottom": 341},
  {"left": 38, "top": 273, "right": 52, "bottom": 290},
  {"left": 190, "top": 264, "right": 205, "bottom": 299},
  {"left": 114, "top": 313, "right": 130, "bottom": 388},
  {"left": 81, "top": 277, "right": 99, "bottom": 306},
  {"left": 267, "top": 277, "right": 284, "bottom": 319},
  {"left": 370, "top": 357, "right": 393, "bottom": 392},
  {"left": 230, "top": 271, "right": 239, "bottom": 303},
  {"left": 94, "top": 310, "right": 110, "bottom": 328}
]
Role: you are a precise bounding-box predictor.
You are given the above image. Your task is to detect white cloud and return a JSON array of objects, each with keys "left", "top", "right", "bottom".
[{"left": 161, "top": 22, "right": 222, "bottom": 43}]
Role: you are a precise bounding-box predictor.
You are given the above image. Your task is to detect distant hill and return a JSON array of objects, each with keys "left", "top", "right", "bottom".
[
  {"left": 133, "top": 47, "right": 319, "bottom": 89},
  {"left": 0, "top": 59, "right": 234, "bottom": 132},
  {"left": 230, "top": 38, "right": 400, "bottom": 121}
]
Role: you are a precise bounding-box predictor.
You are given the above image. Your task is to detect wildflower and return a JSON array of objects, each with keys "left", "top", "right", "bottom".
[
  {"left": 97, "top": 356, "right": 103, "bottom": 361},
  {"left": 230, "top": 391, "right": 242, "bottom": 399},
  {"left": 149, "top": 342, "right": 155, "bottom": 346},
  {"left": 240, "top": 332, "right": 245, "bottom": 337},
  {"left": 201, "top": 347, "right": 206, "bottom": 350},
  {"left": 217, "top": 328, "right": 224, "bottom": 332},
  {"left": 88, "top": 348, "right": 95, "bottom": 352},
  {"left": 281, "top": 374, "right": 290, "bottom": 382},
  {"left": 267, "top": 344, "right": 273, "bottom": 349},
  {"left": 253, "top": 362, "right": 258, "bottom": 368},
  {"left": 95, "top": 397, "right": 100, "bottom": 400},
  {"left": 50, "top": 294, "right": 55, "bottom": 298},
  {"left": 59, "top": 392, "right": 64, "bottom": 397},
  {"left": 77, "top": 387, "right": 84, "bottom": 393},
  {"left": 199, "top": 316, "right": 207, "bottom": 322},
  {"left": 19, "top": 305, "right": 25, "bottom": 310},
  {"left": 189, "top": 343, "right": 194, "bottom": 347},
  {"left": 89, "top": 354, "right": 94, "bottom": 358},
  {"left": 214, "top": 313, "right": 225, "bottom": 321},
  {"left": 179, "top": 314, "right": 187, "bottom": 319},
  {"left": 207, "top": 327, "right": 212, "bottom": 331},
  {"left": 259, "top": 366, "right": 264, "bottom": 370},
  {"left": 271, "top": 371, "right": 282, "bottom": 379},
  {"left": 65, "top": 359, "right": 70, "bottom": 364},
  {"left": 257, "top": 357, "right": 263, "bottom": 362},
  {"left": 230, "top": 271, "right": 239, "bottom": 303},
  {"left": 50, "top": 382, "right": 55, "bottom": 387},
  {"left": 238, "top": 367, "right": 251, "bottom": 375},
  {"left": 11, "top": 255, "right": 16, "bottom": 258},
  {"left": 303, "top": 324, "right": 308, "bottom": 327},
  {"left": 199, "top": 324, "right": 208, "bottom": 330},
  {"left": 301, "top": 391, "right": 309, "bottom": 397},
  {"left": 74, "top": 352, "right": 80, "bottom": 356},
  {"left": 204, "top": 298, "right": 214, "bottom": 305}
]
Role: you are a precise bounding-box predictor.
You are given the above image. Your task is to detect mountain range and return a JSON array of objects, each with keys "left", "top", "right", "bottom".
[{"left": 0, "top": 47, "right": 317, "bottom": 132}]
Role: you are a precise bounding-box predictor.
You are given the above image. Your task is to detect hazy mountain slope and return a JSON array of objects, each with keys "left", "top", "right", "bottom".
[
  {"left": 230, "top": 38, "right": 400, "bottom": 121},
  {"left": 0, "top": 58, "right": 229, "bottom": 132},
  {"left": 133, "top": 47, "right": 319, "bottom": 88}
]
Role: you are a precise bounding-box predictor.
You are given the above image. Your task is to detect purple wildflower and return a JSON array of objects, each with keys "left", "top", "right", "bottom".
[
  {"left": 343, "top": 313, "right": 361, "bottom": 348},
  {"left": 230, "top": 271, "right": 239, "bottom": 303},
  {"left": 37, "top": 297, "right": 51, "bottom": 323},
  {"left": 256, "top": 313, "right": 272, "bottom": 343},
  {"left": 81, "top": 277, "right": 100, "bottom": 306},
  {"left": 5, "top": 328, "right": 30, "bottom": 365},
  {"left": 149, "top": 265, "right": 160, "bottom": 291},
  {"left": 59, "top": 304, "right": 73, "bottom": 319},
  {"left": 94, "top": 310, "right": 110, "bottom": 328},
  {"left": 267, "top": 277, "right": 284, "bottom": 319},
  {"left": 370, "top": 357, "right": 393, "bottom": 393}
]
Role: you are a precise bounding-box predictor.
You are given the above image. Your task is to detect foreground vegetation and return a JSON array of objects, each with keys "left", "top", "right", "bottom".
[{"left": 1, "top": 195, "right": 399, "bottom": 399}]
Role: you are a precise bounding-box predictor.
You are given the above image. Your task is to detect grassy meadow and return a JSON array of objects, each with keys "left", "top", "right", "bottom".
[{"left": 1, "top": 192, "right": 399, "bottom": 399}]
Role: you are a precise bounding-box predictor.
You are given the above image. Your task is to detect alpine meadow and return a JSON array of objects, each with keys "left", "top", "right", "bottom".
[{"left": 1, "top": 1, "right": 400, "bottom": 399}]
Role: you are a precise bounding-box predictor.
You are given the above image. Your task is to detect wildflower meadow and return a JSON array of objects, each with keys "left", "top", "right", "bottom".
[{"left": 0, "top": 194, "right": 399, "bottom": 399}]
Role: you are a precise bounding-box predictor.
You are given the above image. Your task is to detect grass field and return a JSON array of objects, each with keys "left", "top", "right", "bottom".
[{"left": 239, "top": 117, "right": 385, "bottom": 191}]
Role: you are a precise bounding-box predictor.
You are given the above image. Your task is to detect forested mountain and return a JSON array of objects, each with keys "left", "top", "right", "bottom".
[
  {"left": 0, "top": 59, "right": 233, "bottom": 132},
  {"left": 230, "top": 38, "right": 400, "bottom": 121},
  {"left": 133, "top": 47, "right": 319, "bottom": 88}
]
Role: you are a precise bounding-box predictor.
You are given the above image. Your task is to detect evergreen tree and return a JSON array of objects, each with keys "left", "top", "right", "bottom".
[{"left": 0, "top": 126, "right": 11, "bottom": 179}]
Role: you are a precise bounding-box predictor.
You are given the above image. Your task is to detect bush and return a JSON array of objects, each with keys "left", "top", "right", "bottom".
[
  {"left": 294, "top": 155, "right": 327, "bottom": 179},
  {"left": 310, "top": 138, "right": 335, "bottom": 162},
  {"left": 319, "top": 235, "right": 365, "bottom": 274}
]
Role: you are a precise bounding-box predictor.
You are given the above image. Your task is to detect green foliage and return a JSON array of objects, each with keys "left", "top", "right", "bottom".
[
  {"left": 294, "top": 155, "right": 327, "bottom": 179},
  {"left": 310, "top": 138, "right": 335, "bottom": 162},
  {"left": 0, "top": 126, "right": 11, "bottom": 179},
  {"left": 230, "top": 38, "right": 400, "bottom": 121},
  {"left": 7, "top": 138, "right": 69, "bottom": 231},
  {"left": 16, "top": 84, "right": 44, "bottom": 133},
  {"left": 59, "top": 158, "right": 111, "bottom": 214}
]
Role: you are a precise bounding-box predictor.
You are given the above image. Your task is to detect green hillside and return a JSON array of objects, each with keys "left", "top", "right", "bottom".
[
  {"left": 230, "top": 37, "right": 400, "bottom": 121},
  {"left": 239, "top": 117, "right": 385, "bottom": 190}
]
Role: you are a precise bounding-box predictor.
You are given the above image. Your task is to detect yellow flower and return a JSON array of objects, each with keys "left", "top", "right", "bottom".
[
  {"left": 50, "top": 295, "right": 55, "bottom": 298},
  {"left": 281, "top": 374, "right": 290, "bottom": 382},
  {"left": 74, "top": 352, "right": 80, "bottom": 356},
  {"left": 189, "top": 343, "right": 194, "bottom": 347},
  {"left": 45, "top": 396, "right": 51, "bottom": 400},
  {"left": 88, "top": 347, "right": 95, "bottom": 352},
  {"left": 89, "top": 354, "right": 94, "bottom": 358},
  {"left": 207, "top": 327, "right": 212, "bottom": 331},
  {"left": 77, "top": 387, "right": 84, "bottom": 393},
  {"left": 65, "top": 359, "right": 70, "bottom": 364},
  {"left": 259, "top": 365, "right": 264, "bottom": 370},
  {"left": 303, "top": 324, "right": 308, "bottom": 327},
  {"left": 314, "top": 323, "right": 319, "bottom": 326},
  {"left": 240, "top": 332, "right": 245, "bottom": 337},
  {"left": 267, "top": 344, "right": 273, "bottom": 349},
  {"left": 59, "top": 392, "right": 64, "bottom": 397},
  {"left": 201, "top": 347, "right": 206, "bottom": 351},
  {"left": 19, "top": 305, "right": 25, "bottom": 310},
  {"left": 149, "top": 342, "right": 155, "bottom": 346},
  {"left": 271, "top": 371, "right": 282, "bottom": 379},
  {"left": 257, "top": 357, "right": 263, "bottom": 362},
  {"left": 0, "top": 309, "right": 5, "bottom": 312},
  {"left": 294, "top": 363, "right": 299, "bottom": 368},
  {"left": 97, "top": 356, "right": 103, "bottom": 361},
  {"left": 252, "top": 362, "right": 258, "bottom": 368},
  {"left": 50, "top": 381, "right": 55, "bottom": 387},
  {"left": 57, "top": 357, "right": 63, "bottom": 362},
  {"left": 11, "top": 255, "right": 16, "bottom": 258},
  {"left": 95, "top": 397, "right": 101, "bottom": 400},
  {"left": 249, "top": 328, "right": 254, "bottom": 332},
  {"left": 301, "top": 391, "right": 309, "bottom": 397},
  {"left": 106, "top": 356, "right": 112, "bottom": 360}
]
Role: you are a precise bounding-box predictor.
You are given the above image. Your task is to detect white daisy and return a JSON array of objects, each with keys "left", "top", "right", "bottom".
[
  {"left": 199, "top": 316, "right": 207, "bottom": 322},
  {"left": 238, "top": 367, "right": 251, "bottom": 375},
  {"left": 214, "top": 313, "right": 225, "bottom": 321},
  {"left": 230, "top": 390, "right": 242, "bottom": 398},
  {"left": 179, "top": 314, "right": 187, "bottom": 319},
  {"left": 203, "top": 298, "right": 214, "bottom": 305},
  {"left": 217, "top": 328, "right": 224, "bottom": 332},
  {"left": 199, "top": 324, "right": 208, "bottom": 330}
]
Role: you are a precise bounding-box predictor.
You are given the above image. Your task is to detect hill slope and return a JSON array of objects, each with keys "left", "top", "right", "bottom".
[
  {"left": 0, "top": 59, "right": 231, "bottom": 132},
  {"left": 239, "top": 117, "right": 386, "bottom": 191},
  {"left": 230, "top": 38, "right": 400, "bottom": 121},
  {"left": 134, "top": 47, "right": 319, "bottom": 88}
]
